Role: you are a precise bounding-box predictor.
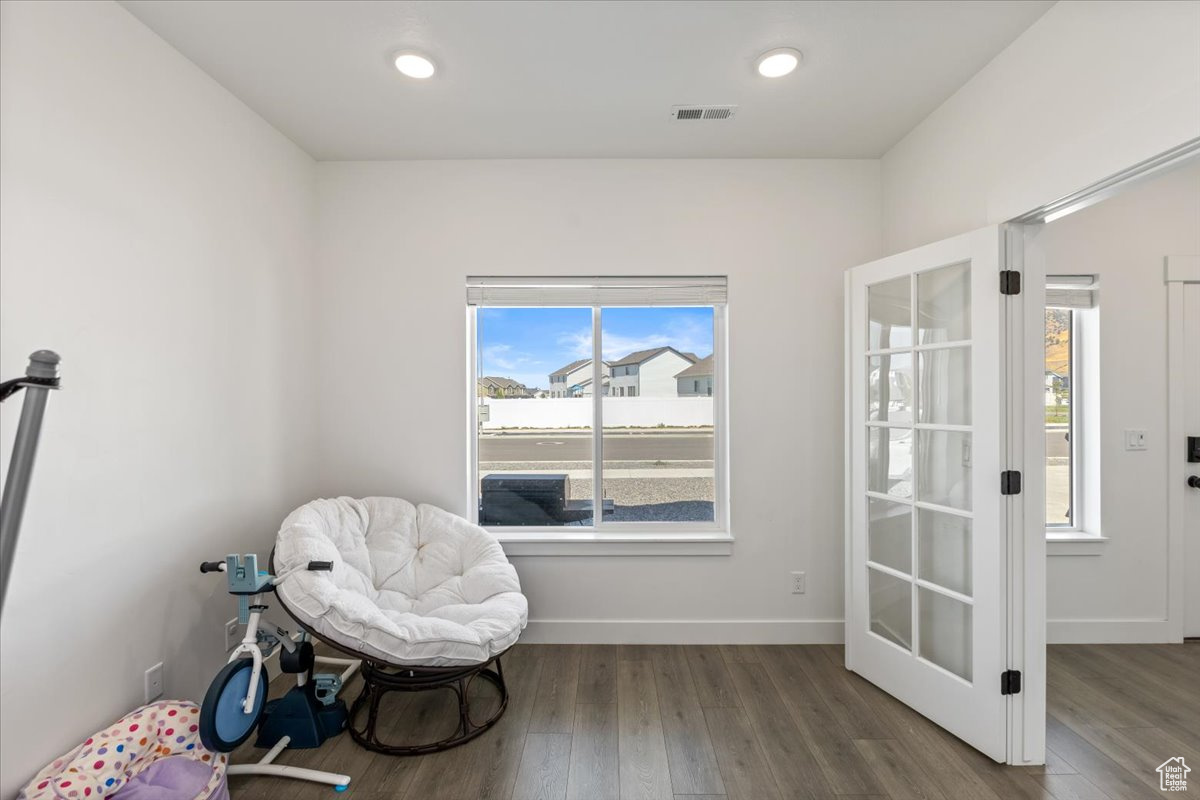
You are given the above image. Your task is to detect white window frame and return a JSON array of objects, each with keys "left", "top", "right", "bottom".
[
  {"left": 1045, "top": 307, "right": 1078, "bottom": 532},
  {"left": 466, "top": 282, "right": 731, "bottom": 556},
  {"left": 1044, "top": 279, "right": 1107, "bottom": 555}
]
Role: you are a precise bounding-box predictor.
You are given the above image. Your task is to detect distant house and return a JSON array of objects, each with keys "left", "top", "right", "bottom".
[
  {"left": 478, "top": 376, "right": 534, "bottom": 398},
  {"left": 568, "top": 375, "right": 611, "bottom": 397},
  {"left": 1045, "top": 370, "right": 1070, "bottom": 407},
  {"left": 609, "top": 347, "right": 697, "bottom": 397},
  {"left": 549, "top": 358, "right": 609, "bottom": 397},
  {"left": 675, "top": 354, "right": 714, "bottom": 397}
]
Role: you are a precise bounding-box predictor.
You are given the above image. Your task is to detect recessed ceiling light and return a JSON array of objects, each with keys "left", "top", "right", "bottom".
[
  {"left": 394, "top": 52, "right": 436, "bottom": 79},
  {"left": 755, "top": 48, "right": 802, "bottom": 78}
]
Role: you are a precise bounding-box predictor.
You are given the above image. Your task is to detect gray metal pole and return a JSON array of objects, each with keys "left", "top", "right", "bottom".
[{"left": 0, "top": 350, "right": 60, "bottom": 613}]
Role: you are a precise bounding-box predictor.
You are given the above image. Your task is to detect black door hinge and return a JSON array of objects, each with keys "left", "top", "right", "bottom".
[
  {"left": 1001, "top": 670, "right": 1022, "bottom": 695},
  {"left": 1001, "top": 470, "right": 1022, "bottom": 495},
  {"left": 1000, "top": 270, "right": 1022, "bottom": 295}
]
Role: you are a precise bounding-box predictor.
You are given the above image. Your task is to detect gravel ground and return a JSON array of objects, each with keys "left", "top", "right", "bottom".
[{"left": 479, "top": 461, "right": 715, "bottom": 523}]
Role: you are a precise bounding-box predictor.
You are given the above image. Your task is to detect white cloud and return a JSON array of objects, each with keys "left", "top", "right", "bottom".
[{"left": 556, "top": 314, "right": 713, "bottom": 362}]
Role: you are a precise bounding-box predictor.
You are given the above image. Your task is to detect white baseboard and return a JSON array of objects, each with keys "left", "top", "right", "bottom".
[
  {"left": 1047, "top": 618, "right": 1179, "bottom": 644},
  {"left": 521, "top": 619, "right": 844, "bottom": 645}
]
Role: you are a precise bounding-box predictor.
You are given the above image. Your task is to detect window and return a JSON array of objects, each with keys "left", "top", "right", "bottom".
[
  {"left": 1044, "top": 307, "right": 1073, "bottom": 527},
  {"left": 1044, "top": 275, "right": 1098, "bottom": 536},
  {"left": 468, "top": 276, "right": 728, "bottom": 539}
]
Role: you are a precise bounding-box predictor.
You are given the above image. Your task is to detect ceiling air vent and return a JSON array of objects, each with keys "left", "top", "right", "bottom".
[{"left": 671, "top": 105, "right": 738, "bottom": 121}]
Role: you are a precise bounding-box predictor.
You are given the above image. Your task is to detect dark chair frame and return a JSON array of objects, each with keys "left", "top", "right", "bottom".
[{"left": 270, "top": 551, "right": 512, "bottom": 755}]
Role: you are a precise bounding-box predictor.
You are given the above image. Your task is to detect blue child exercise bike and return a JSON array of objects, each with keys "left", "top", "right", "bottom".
[{"left": 198, "top": 554, "right": 360, "bottom": 791}]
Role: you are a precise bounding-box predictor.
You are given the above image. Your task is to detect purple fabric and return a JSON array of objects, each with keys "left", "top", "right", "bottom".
[{"left": 110, "top": 756, "right": 228, "bottom": 800}]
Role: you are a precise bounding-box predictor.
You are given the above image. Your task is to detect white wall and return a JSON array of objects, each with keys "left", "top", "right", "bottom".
[
  {"left": 0, "top": 1, "right": 317, "bottom": 794},
  {"left": 315, "top": 159, "right": 881, "bottom": 640},
  {"left": 640, "top": 351, "right": 696, "bottom": 398},
  {"left": 882, "top": 0, "right": 1200, "bottom": 252},
  {"left": 480, "top": 396, "right": 714, "bottom": 430},
  {"left": 1035, "top": 162, "right": 1200, "bottom": 640}
]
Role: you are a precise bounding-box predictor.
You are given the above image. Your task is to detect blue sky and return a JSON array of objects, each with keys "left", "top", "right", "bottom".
[{"left": 478, "top": 306, "right": 714, "bottom": 391}]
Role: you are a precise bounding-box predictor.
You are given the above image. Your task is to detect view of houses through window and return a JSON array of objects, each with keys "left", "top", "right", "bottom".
[
  {"left": 476, "top": 305, "right": 717, "bottom": 527},
  {"left": 1045, "top": 308, "right": 1073, "bottom": 527}
]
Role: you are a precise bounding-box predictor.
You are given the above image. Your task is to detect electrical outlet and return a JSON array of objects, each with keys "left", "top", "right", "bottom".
[
  {"left": 144, "top": 662, "right": 164, "bottom": 703},
  {"left": 791, "top": 571, "right": 806, "bottom": 594},
  {"left": 1124, "top": 429, "right": 1148, "bottom": 451},
  {"left": 224, "top": 618, "right": 240, "bottom": 652}
]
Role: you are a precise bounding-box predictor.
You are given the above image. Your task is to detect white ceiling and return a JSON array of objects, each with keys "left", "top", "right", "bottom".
[{"left": 120, "top": 0, "right": 1053, "bottom": 161}]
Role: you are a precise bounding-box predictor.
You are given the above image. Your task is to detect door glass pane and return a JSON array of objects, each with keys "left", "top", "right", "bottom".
[
  {"left": 918, "top": 588, "right": 972, "bottom": 681},
  {"left": 869, "top": 353, "right": 914, "bottom": 423},
  {"left": 869, "top": 498, "right": 912, "bottom": 574},
  {"left": 917, "top": 430, "right": 972, "bottom": 510},
  {"left": 869, "top": 567, "right": 912, "bottom": 650},
  {"left": 868, "top": 427, "right": 913, "bottom": 499},
  {"left": 600, "top": 307, "right": 715, "bottom": 523},
  {"left": 917, "top": 263, "right": 971, "bottom": 344},
  {"left": 477, "top": 307, "right": 593, "bottom": 526},
  {"left": 869, "top": 275, "right": 912, "bottom": 350},
  {"left": 917, "top": 509, "right": 972, "bottom": 596},
  {"left": 918, "top": 347, "right": 971, "bottom": 425}
]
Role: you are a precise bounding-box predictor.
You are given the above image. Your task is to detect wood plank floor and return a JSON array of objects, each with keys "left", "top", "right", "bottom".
[{"left": 230, "top": 642, "right": 1200, "bottom": 799}]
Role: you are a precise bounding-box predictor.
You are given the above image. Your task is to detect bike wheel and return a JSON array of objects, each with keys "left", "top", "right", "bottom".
[{"left": 199, "top": 657, "right": 268, "bottom": 752}]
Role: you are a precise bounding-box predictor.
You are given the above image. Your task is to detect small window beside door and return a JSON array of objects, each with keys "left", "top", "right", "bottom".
[{"left": 1044, "top": 275, "right": 1099, "bottom": 535}]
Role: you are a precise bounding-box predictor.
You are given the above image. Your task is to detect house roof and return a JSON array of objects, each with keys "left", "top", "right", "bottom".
[
  {"left": 550, "top": 358, "right": 591, "bottom": 378},
  {"left": 674, "top": 354, "right": 713, "bottom": 379},
  {"left": 609, "top": 346, "right": 697, "bottom": 368},
  {"left": 479, "top": 376, "right": 526, "bottom": 389}
]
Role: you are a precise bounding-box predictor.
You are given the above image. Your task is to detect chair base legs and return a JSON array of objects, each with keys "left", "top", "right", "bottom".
[{"left": 348, "top": 656, "right": 509, "bottom": 756}]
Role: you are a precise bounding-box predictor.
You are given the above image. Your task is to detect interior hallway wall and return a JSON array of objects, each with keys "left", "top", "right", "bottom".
[
  {"left": 1033, "top": 162, "right": 1200, "bottom": 641},
  {"left": 0, "top": 2, "right": 318, "bottom": 793},
  {"left": 313, "top": 159, "right": 882, "bottom": 643},
  {"left": 882, "top": 0, "right": 1200, "bottom": 253}
]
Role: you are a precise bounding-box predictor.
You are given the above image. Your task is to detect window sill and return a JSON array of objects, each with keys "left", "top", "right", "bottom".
[
  {"left": 495, "top": 533, "right": 734, "bottom": 557},
  {"left": 1046, "top": 532, "right": 1108, "bottom": 556}
]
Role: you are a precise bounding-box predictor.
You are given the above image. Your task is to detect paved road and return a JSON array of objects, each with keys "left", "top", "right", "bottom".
[
  {"left": 1046, "top": 426, "right": 1070, "bottom": 458},
  {"left": 480, "top": 432, "right": 713, "bottom": 462}
]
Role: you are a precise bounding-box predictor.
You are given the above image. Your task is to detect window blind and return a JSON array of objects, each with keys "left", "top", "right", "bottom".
[
  {"left": 1046, "top": 275, "right": 1097, "bottom": 309},
  {"left": 466, "top": 276, "right": 727, "bottom": 307}
]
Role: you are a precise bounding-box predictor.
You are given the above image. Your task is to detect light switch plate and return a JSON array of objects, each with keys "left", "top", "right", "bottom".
[{"left": 1124, "top": 429, "right": 1147, "bottom": 451}]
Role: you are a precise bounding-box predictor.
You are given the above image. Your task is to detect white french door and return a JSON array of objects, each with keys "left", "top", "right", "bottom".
[{"left": 845, "top": 226, "right": 1011, "bottom": 762}]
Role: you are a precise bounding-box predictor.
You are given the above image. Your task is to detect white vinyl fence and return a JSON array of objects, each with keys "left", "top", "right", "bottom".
[{"left": 480, "top": 396, "right": 713, "bottom": 430}]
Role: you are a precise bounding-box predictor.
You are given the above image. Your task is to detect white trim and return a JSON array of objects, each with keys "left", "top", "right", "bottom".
[
  {"left": 844, "top": 268, "right": 855, "bottom": 674},
  {"left": 521, "top": 618, "right": 844, "bottom": 644},
  {"left": 1164, "top": 266, "right": 1198, "bottom": 641},
  {"left": 1003, "top": 137, "right": 1200, "bottom": 226},
  {"left": 1047, "top": 618, "right": 1176, "bottom": 644},
  {"left": 1007, "top": 223, "right": 1047, "bottom": 766},
  {"left": 1046, "top": 535, "right": 1108, "bottom": 557},
  {"left": 466, "top": 307, "right": 480, "bottom": 525}
]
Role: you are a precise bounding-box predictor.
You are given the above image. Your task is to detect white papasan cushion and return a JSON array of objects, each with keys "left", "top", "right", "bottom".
[{"left": 274, "top": 497, "right": 527, "bottom": 667}]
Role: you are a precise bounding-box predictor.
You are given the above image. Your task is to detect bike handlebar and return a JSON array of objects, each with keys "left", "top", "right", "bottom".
[{"left": 199, "top": 561, "right": 226, "bottom": 574}]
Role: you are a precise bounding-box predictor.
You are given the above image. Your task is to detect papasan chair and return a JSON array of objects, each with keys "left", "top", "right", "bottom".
[{"left": 271, "top": 497, "right": 527, "bottom": 755}]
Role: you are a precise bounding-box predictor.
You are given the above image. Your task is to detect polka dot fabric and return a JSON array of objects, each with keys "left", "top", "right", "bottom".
[{"left": 19, "top": 701, "right": 227, "bottom": 800}]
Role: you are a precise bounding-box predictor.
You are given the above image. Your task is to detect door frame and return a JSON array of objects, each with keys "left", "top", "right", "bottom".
[
  {"left": 843, "top": 140, "right": 1200, "bottom": 766},
  {"left": 1005, "top": 224, "right": 1046, "bottom": 765},
  {"left": 1166, "top": 255, "right": 1200, "bottom": 640}
]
